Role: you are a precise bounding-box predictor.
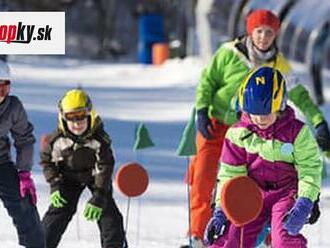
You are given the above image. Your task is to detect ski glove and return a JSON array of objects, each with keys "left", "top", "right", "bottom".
[
  {"left": 315, "top": 121, "right": 330, "bottom": 151},
  {"left": 18, "top": 171, "right": 37, "bottom": 205},
  {"left": 84, "top": 203, "right": 103, "bottom": 221},
  {"left": 284, "top": 197, "right": 313, "bottom": 236},
  {"left": 51, "top": 190, "right": 67, "bottom": 208},
  {"left": 203, "top": 208, "right": 227, "bottom": 246},
  {"left": 308, "top": 194, "right": 321, "bottom": 225},
  {"left": 197, "top": 107, "right": 214, "bottom": 140}
]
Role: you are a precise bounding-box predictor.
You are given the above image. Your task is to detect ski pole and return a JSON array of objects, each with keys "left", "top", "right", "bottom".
[
  {"left": 186, "top": 157, "right": 192, "bottom": 248},
  {"left": 136, "top": 197, "right": 142, "bottom": 246},
  {"left": 125, "top": 197, "right": 131, "bottom": 232},
  {"left": 76, "top": 202, "right": 81, "bottom": 241},
  {"left": 240, "top": 227, "right": 244, "bottom": 248}
]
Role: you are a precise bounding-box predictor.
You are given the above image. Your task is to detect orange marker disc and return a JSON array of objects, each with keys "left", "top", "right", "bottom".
[
  {"left": 221, "top": 176, "right": 263, "bottom": 227},
  {"left": 115, "top": 162, "right": 149, "bottom": 197}
]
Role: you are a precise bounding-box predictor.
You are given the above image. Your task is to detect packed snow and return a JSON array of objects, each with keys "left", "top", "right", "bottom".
[{"left": 0, "top": 56, "right": 329, "bottom": 247}]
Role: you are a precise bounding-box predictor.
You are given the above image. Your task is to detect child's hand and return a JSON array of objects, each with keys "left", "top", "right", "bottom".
[
  {"left": 18, "top": 171, "right": 37, "bottom": 205},
  {"left": 83, "top": 203, "right": 102, "bottom": 221},
  {"left": 284, "top": 197, "right": 313, "bottom": 235},
  {"left": 203, "top": 208, "right": 227, "bottom": 246},
  {"left": 50, "top": 190, "right": 67, "bottom": 208}
]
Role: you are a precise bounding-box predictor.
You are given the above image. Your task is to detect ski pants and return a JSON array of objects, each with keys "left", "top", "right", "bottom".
[
  {"left": 42, "top": 179, "right": 126, "bottom": 248},
  {"left": 0, "top": 162, "right": 45, "bottom": 248},
  {"left": 210, "top": 180, "right": 307, "bottom": 248},
  {"left": 188, "top": 119, "right": 229, "bottom": 239}
]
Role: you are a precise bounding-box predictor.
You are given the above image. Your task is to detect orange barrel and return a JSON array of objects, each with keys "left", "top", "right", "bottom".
[{"left": 152, "top": 43, "right": 169, "bottom": 65}]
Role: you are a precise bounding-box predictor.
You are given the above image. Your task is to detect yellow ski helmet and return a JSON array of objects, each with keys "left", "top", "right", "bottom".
[
  {"left": 59, "top": 88, "right": 92, "bottom": 113},
  {"left": 58, "top": 88, "right": 97, "bottom": 131}
]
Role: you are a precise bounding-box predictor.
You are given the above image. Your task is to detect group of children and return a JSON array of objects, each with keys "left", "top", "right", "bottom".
[{"left": 0, "top": 61, "right": 126, "bottom": 247}]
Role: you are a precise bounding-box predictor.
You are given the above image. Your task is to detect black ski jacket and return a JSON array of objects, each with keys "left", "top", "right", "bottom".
[{"left": 40, "top": 116, "right": 114, "bottom": 197}]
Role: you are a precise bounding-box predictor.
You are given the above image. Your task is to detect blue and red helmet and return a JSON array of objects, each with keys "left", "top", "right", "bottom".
[{"left": 238, "top": 67, "right": 287, "bottom": 115}]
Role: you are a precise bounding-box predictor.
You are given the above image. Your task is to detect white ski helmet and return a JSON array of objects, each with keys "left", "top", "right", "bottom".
[{"left": 0, "top": 60, "right": 11, "bottom": 81}]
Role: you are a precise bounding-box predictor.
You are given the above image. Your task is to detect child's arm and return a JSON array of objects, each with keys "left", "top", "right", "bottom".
[
  {"left": 293, "top": 125, "right": 322, "bottom": 202},
  {"left": 10, "top": 97, "right": 35, "bottom": 171},
  {"left": 89, "top": 125, "right": 115, "bottom": 208},
  {"left": 40, "top": 131, "right": 63, "bottom": 193},
  {"left": 94, "top": 129, "right": 115, "bottom": 191},
  {"left": 284, "top": 124, "right": 322, "bottom": 235},
  {"left": 215, "top": 127, "right": 248, "bottom": 208}
]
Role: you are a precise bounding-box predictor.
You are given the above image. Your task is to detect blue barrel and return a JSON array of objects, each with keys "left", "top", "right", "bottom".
[{"left": 138, "top": 14, "right": 166, "bottom": 64}]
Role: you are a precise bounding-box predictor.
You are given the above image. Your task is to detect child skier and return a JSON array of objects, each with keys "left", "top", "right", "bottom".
[
  {"left": 204, "top": 67, "right": 322, "bottom": 248},
  {"left": 0, "top": 61, "right": 45, "bottom": 247},
  {"left": 41, "top": 88, "right": 126, "bottom": 248}
]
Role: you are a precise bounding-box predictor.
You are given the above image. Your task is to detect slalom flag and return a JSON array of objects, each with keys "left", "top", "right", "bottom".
[
  {"left": 176, "top": 107, "right": 197, "bottom": 156},
  {"left": 176, "top": 107, "right": 197, "bottom": 248},
  {"left": 133, "top": 123, "right": 155, "bottom": 150}
]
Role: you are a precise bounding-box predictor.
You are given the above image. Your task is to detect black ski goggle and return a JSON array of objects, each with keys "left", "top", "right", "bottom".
[{"left": 63, "top": 108, "right": 89, "bottom": 122}]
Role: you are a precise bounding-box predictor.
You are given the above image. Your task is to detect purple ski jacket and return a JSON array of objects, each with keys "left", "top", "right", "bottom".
[{"left": 215, "top": 106, "right": 322, "bottom": 207}]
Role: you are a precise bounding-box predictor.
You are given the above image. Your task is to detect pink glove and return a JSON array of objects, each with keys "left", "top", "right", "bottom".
[{"left": 18, "top": 171, "right": 37, "bottom": 205}]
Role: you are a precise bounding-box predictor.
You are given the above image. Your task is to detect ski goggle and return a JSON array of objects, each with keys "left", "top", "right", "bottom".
[
  {"left": 0, "top": 80, "right": 10, "bottom": 97},
  {"left": 63, "top": 108, "right": 89, "bottom": 122}
]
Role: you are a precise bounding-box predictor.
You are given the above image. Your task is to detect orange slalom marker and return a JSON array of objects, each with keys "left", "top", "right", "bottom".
[
  {"left": 221, "top": 176, "right": 263, "bottom": 227},
  {"left": 115, "top": 162, "right": 149, "bottom": 197}
]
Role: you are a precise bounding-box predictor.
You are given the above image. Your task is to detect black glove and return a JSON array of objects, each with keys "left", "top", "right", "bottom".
[
  {"left": 308, "top": 194, "right": 321, "bottom": 225},
  {"left": 315, "top": 121, "right": 330, "bottom": 151},
  {"left": 197, "top": 108, "right": 214, "bottom": 140}
]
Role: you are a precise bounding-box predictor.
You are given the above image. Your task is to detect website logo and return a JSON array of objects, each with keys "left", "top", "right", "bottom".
[{"left": 0, "top": 12, "right": 65, "bottom": 54}]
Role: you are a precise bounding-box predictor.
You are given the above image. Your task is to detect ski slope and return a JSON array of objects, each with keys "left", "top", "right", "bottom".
[{"left": 0, "top": 56, "right": 329, "bottom": 247}]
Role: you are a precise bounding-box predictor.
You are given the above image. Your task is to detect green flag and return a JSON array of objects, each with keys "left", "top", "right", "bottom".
[
  {"left": 176, "top": 107, "right": 197, "bottom": 156},
  {"left": 133, "top": 123, "right": 155, "bottom": 150}
]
